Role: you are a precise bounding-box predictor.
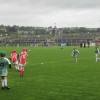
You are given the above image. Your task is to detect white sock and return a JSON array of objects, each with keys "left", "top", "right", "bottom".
[
  {"left": 15, "top": 65, "right": 17, "bottom": 70},
  {"left": 76, "top": 58, "right": 78, "bottom": 62},
  {"left": 17, "top": 65, "right": 19, "bottom": 70},
  {"left": 1, "top": 80, "right": 4, "bottom": 87},
  {"left": 96, "top": 58, "right": 98, "bottom": 62},
  {"left": 4, "top": 79, "right": 7, "bottom": 87}
]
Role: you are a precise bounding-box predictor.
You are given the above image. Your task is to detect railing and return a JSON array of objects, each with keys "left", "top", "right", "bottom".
[{"left": 0, "top": 33, "right": 100, "bottom": 46}]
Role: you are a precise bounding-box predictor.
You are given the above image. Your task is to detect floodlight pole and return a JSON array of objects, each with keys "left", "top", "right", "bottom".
[
  {"left": 18, "top": 26, "right": 19, "bottom": 37},
  {"left": 4, "top": 25, "right": 6, "bottom": 32},
  {"left": 54, "top": 23, "right": 56, "bottom": 45}
]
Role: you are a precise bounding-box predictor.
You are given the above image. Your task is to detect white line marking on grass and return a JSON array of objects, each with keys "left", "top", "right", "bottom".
[{"left": 29, "top": 56, "right": 94, "bottom": 66}]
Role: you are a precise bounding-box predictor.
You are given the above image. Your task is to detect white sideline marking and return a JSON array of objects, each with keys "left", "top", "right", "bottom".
[{"left": 29, "top": 56, "right": 94, "bottom": 66}]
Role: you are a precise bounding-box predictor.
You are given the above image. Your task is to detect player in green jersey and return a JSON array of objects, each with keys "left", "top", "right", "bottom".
[
  {"left": 71, "top": 47, "right": 80, "bottom": 62},
  {"left": 0, "top": 51, "right": 12, "bottom": 90},
  {"left": 95, "top": 47, "right": 100, "bottom": 62}
]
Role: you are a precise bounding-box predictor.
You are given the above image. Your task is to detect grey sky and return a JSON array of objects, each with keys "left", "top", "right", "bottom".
[{"left": 0, "top": 0, "right": 100, "bottom": 28}]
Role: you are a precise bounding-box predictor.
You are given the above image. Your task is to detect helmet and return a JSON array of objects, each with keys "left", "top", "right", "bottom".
[
  {"left": 73, "top": 47, "right": 76, "bottom": 49},
  {"left": 0, "top": 51, "right": 6, "bottom": 57},
  {"left": 12, "top": 50, "right": 16, "bottom": 53},
  {"left": 23, "top": 48, "right": 27, "bottom": 52}
]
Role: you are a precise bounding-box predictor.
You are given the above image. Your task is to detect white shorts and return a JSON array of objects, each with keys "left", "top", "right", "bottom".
[
  {"left": 13, "top": 61, "right": 18, "bottom": 64},
  {"left": 95, "top": 53, "right": 99, "bottom": 56},
  {"left": 19, "top": 64, "right": 26, "bottom": 67}
]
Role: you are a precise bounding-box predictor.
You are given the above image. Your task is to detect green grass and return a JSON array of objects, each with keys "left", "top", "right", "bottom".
[{"left": 0, "top": 46, "right": 100, "bottom": 100}]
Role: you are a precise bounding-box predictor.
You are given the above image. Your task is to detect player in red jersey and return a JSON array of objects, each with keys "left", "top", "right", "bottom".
[
  {"left": 19, "top": 48, "right": 28, "bottom": 77},
  {"left": 9, "top": 50, "right": 19, "bottom": 71}
]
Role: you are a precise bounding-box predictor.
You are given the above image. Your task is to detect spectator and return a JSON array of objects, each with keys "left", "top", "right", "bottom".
[{"left": 87, "top": 41, "right": 90, "bottom": 48}]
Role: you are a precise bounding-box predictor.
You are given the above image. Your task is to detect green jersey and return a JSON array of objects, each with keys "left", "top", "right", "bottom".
[
  {"left": 72, "top": 50, "right": 79, "bottom": 55},
  {"left": 95, "top": 49, "right": 99, "bottom": 53},
  {"left": 0, "top": 58, "right": 10, "bottom": 76},
  {"left": 71, "top": 49, "right": 79, "bottom": 57}
]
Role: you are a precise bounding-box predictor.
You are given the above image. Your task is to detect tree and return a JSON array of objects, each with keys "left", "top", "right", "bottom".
[{"left": 97, "top": 28, "right": 100, "bottom": 32}]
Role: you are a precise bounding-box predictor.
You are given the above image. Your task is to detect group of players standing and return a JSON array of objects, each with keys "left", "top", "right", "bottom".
[
  {"left": 0, "top": 48, "right": 28, "bottom": 90},
  {"left": 9, "top": 48, "right": 28, "bottom": 76}
]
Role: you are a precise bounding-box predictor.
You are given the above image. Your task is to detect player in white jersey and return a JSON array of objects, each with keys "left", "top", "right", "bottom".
[{"left": 0, "top": 51, "right": 12, "bottom": 90}]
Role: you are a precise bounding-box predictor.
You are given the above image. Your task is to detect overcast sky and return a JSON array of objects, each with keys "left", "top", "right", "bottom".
[{"left": 0, "top": 0, "right": 100, "bottom": 28}]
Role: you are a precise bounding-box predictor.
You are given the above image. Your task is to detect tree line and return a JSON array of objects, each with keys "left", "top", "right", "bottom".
[{"left": 0, "top": 24, "right": 100, "bottom": 36}]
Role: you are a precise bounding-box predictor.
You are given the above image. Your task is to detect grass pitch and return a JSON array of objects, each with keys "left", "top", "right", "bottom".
[{"left": 0, "top": 46, "right": 100, "bottom": 100}]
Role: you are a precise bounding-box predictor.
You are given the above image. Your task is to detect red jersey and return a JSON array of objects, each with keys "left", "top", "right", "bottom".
[
  {"left": 19, "top": 51, "right": 28, "bottom": 64},
  {"left": 10, "top": 53, "right": 18, "bottom": 62}
]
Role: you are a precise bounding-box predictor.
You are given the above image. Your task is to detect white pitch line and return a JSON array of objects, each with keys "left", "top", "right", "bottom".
[{"left": 29, "top": 56, "right": 94, "bottom": 66}]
